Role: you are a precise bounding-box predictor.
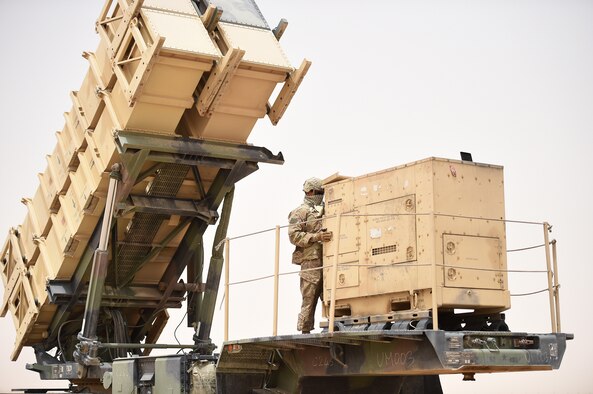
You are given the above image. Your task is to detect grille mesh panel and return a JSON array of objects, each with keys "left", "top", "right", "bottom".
[
  {"left": 372, "top": 244, "right": 398, "bottom": 256},
  {"left": 111, "top": 164, "right": 190, "bottom": 287}
]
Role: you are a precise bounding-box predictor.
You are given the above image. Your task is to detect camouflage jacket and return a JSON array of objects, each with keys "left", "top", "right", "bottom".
[{"left": 288, "top": 201, "right": 324, "bottom": 264}]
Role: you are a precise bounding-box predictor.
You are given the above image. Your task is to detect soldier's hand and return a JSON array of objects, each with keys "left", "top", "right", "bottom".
[
  {"left": 320, "top": 231, "right": 333, "bottom": 242},
  {"left": 313, "top": 231, "right": 333, "bottom": 243}
]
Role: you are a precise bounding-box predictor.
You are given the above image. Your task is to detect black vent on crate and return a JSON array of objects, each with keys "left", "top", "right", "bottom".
[{"left": 372, "top": 244, "right": 398, "bottom": 256}]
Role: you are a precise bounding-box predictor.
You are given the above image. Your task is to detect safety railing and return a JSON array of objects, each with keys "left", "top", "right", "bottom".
[{"left": 220, "top": 213, "right": 562, "bottom": 341}]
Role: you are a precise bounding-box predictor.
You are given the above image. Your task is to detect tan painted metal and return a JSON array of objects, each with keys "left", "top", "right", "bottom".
[
  {"left": 431, "top": 211, "right": 439, "bottom": 330},
  {"left": 552, "top": 239, "right": 561, "bottom": 332},
  {"left": 224, "top": 238, "right": 230, "bottom": 342},
  {"left": 543, "top": 222, "right": 557, "bottom": 333},
  {"left": 196, "top": 47, "right": 245, "bottom": 117},
  {"left": 0, "top": 230, "right": 41, "bottom": 360},
  {"left": 328, "top": 213, "right": 342, "bottom": 334},
  {"left": 273, "top": 225, "right": 280, "bottom": 336},
  {"left": 78, "top": 53, "right": 107, "bottom": 129},
  {"left": 268, "top": 59, "right": 312, "bottom": 125},
  {"left": 322, "top": 157, "right": 510, "bottom": 320},
  {"left": 177, "top": 20, "right": 303, "bottom": 142},
  {"left": 63, "top": 105, "right": 87, "bottom": 152},
  {"left": 1, "top": 0, "right": 308, "bottom": 358}
]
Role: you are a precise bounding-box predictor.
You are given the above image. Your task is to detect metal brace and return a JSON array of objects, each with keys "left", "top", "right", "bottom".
[{"left": 329, "top": 343, "right": 347, "bottom": 368}]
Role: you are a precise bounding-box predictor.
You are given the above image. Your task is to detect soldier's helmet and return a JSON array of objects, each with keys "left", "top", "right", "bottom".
[{"left": 303, "top": 177, "right": 323, "bottom": 193}]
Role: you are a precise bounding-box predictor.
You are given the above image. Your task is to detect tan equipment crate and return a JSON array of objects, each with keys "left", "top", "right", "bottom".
[{"left": 322, "top": 157, "right": 510, "bottom": 321}]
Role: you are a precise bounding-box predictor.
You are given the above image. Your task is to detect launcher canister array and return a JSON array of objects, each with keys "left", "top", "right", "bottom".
[{"left": 0, "top": 0, "right": 308, "bottom": 361}]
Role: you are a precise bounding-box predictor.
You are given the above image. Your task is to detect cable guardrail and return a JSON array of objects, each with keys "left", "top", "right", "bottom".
[
  {"left": 221, "top": 212, "right": 561, "bottom": 340},
  {"left": 511, "top": 288, "right": 550, "bottom": 297},
  {"left": 507, "top": 243, "right": 546, "bottom": 253},
  {"left": 225, "top": 212, "right": 547, "bottom": 243},
  {"left": 226, "top": 262, "right": 550, "bottom": 287}
]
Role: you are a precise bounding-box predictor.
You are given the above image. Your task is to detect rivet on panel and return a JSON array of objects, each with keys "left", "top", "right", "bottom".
[
  {"left": 447, "top": 268, "right": 457, "bottom": 280},
  {"left": 405, "top": 198, "right": 414, "bottom": 211},
  {"left": 446, "top": 242, "right": 456, "bottom": 255},
  {"left": 406, "top": 246, "right": 414, "bottom": 260}
]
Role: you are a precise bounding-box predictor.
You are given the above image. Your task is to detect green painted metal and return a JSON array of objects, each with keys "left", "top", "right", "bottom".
[
  {"left": 212, "top": 329, "right": 573, "bottom": 392},
  {"left": 191, "top": 165, "right": 207, "bottom": 199},
  {"left": 115, "top": 148, "right": 150, "bottom": 204},
  {"left": 115, "top": 131, "right": 284, "bottom": 165},
  {"left": 187, "top": 231, "right": 205, "bottom": 329},
  {"left": 196, "top": 187, "right": 234, "bottom": 343},
  {"left": 122, "top": 195, "right": 218, "bottom": 222}
]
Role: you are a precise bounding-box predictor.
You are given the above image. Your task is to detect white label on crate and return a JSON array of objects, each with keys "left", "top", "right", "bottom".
[
  {"left": 404, "top": 179, "right": 409, "bottom": 189},
  {"left": 360, "top": 186, "right": 368, "bottom": 196},
  {"left": 373, "top": 184, "right": 381, "bottom": 192},
  {"left": 370, "top": 228, "right": 382, "bottom": 239}
]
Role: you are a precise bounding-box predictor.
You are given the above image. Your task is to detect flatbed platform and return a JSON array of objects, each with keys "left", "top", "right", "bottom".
[{"left": 217, "top": 330, "right": 572, "bottom": 393}]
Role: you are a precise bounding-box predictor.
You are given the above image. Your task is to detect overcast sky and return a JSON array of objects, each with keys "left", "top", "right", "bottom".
[{"left": 0, "top": 1, "right": 591, "bottom": 392}]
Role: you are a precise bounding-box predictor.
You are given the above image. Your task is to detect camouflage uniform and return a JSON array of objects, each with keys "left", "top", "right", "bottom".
[{"left": 288, "top": 179, "right": 325, "bottom": 333}]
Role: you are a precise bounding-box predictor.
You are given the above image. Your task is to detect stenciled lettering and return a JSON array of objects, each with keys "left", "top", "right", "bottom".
[
  {"left": 376, "top": 351, "right": 415, "bottom": 368},
  {"left": 312, "top": 356, "right": 334, "bottom": 368}
]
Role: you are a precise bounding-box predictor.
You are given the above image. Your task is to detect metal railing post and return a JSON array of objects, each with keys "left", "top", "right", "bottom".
[
  {"left": 552, "top": 239, "right": 561, "bottom": 332},
  {"left": 431, "top": 212, "right": 439, "bottom": 330},
  {"left": 224, "top": 238, "right": 230, "bottom": 342},
  {"left": 329, "top": 213, "right": 342, "bottom": 334},
  {"left": 543, "top": 222, "right": 557, "bottom": 333},
  {"left": 273, "top": 225, "right": 280, "bottom": 336}
]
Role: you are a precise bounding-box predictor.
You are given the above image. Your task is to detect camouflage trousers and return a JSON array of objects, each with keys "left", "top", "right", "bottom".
[{"left": 297, "top": 259, "right": 323, "bottom": 332}]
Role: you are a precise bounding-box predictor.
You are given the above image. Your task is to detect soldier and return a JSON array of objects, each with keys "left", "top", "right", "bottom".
[{"left": 288, "top": 177, "right": 332, "bottom": 334}]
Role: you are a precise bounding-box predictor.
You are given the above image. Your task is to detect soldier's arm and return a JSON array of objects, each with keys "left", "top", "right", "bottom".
[{"left": 288, "top": 210, "right": 316, "bottom": 247}]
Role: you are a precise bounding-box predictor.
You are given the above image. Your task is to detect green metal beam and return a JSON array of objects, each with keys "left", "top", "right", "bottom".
[
  {"left": 196, "top": 187, "right": 234, "bottom": 342},
  {"left": 116, "top": 148, "right": 149, "bottom": 204},
  {"left": 121, "top": 195, "right": 218, "bottom": 223},
  {"left": 115, "top": 131, "right": 284, "bottom": 165}
]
